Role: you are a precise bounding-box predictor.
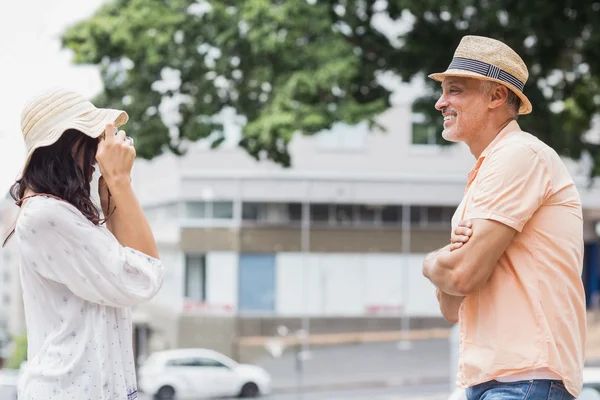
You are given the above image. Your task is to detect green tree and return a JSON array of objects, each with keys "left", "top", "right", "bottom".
[
  {"left": 62, "top": 1, "right": 600, "bottom": 173},
  {"left": 5, "top": 333, "right": 27, "bottom": 370}
]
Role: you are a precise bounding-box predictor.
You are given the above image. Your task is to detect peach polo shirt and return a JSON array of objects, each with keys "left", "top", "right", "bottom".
[{"left": 452, "top": 120, "right": 586, "bottom": 397}]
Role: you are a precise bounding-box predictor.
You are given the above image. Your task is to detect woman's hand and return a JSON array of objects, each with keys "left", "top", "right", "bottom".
[{"left": 96, "top": 123, "right": 136, "bottom": 189}]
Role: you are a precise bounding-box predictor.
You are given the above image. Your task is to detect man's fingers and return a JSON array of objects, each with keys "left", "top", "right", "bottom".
[
  {"left": 450, "top": 220, "right": 472, "bottom": 251},
  {"left": 450, "top": 242, "right": 464, "bottom": 251},
  {"left": 454, "top": 227, "right": 472, "bottom": 237},
  {"left": 458, "top": 219, "right": 472, "bottom": 228},
  {"left": 452, "top": 235, "right": 470, "bottom": 243}
]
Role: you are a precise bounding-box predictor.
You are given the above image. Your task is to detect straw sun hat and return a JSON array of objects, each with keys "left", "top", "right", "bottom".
[
  {"left": 429, "top": 35, "right": 532, "bottom": 115},
  {"left": 19, "top": 88, "right": 129, "bottom": 175}
]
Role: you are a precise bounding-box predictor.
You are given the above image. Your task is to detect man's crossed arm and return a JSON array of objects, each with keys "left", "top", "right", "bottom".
[{"left": 424, "top": 218, "right": 517, "bottom": 295}]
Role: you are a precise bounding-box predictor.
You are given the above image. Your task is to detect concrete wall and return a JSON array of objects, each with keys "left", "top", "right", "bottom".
[
  {"left": 0, "top": 201, "right": 23, "bottom": 337},
  {"left": 275, "top": 253, "right": 441, "bottom": 317},
  {"left": 177, "top": 315, "right": 238, "bottom": 357},
  {"left": 147, "top": 248, "right": 186, "bottom": 312},
  {"left": 205, "top": 252, "right": 238, "bottom": 310},
  {"left": 175, "top": 314, "right": 450, "bottom": 362},
  {"left": 154, "top": 249, "right": 443, "bottom": 318},
  {"left": 180, "top": 226, "right": 450, "bottom": 253}
]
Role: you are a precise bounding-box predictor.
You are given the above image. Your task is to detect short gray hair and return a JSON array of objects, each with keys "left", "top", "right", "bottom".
[{"left": 479, "top": 81, "right": 521, "bottom": 118}]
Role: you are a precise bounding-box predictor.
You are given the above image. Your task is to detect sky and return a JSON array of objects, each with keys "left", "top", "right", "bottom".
[{"left": 0, "top": 0, "right": 105, "bottom": 195}]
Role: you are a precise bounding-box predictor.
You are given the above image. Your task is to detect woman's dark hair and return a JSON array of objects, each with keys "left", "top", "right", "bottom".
[{"left": 10, "top": 129, "right": 101, "bottom": 224}]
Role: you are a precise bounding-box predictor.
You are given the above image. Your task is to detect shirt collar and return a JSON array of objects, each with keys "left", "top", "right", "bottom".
[{"left": 466, "top": 120, "right": 521, "bottom": 184}]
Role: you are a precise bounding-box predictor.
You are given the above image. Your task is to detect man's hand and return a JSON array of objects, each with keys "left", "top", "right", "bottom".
[
  {"left": 450, "top": 220, "right": 473, "bottom": 251},
  {"left": 436, "top": 288, "right": 464, "bottom": 324},
  {"left": 424, "top": 218, "right": 516, "bottom": 296}
]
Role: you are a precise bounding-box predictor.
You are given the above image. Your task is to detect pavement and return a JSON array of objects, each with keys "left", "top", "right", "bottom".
[
  {"left": 263, "top": 382, "right": 450, "bottom": 400},
  {"left": 137, "top": 383, "right": 450, "bottom": 400},
  {"left": 256, "top": 339, "right": 450, "bottom": 393}
]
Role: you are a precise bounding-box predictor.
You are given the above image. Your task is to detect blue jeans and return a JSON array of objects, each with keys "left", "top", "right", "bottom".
[{"left": 466, "top": 380, "right": 575, "bottom": 400}]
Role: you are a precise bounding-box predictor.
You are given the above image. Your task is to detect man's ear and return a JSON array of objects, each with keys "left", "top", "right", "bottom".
[{"left": 489, "top": 84, "right": 509, "bottom": 110}]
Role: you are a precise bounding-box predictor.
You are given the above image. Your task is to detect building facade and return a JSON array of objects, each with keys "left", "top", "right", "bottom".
[
  {"left": 0, "top": 197, "right": 21, "bottom": 335},
  {"left": 3, "top": 101, "right": 600, "bottom": 362},
  {"left": 126, "top": 103, "right": 600, "bottom": 361}
]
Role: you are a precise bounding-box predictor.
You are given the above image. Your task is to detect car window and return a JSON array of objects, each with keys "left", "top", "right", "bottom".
[
  {"left": 166, "top": 357, "right": 229, "bottom": 368},
  {"left": 197, "top": 357, "right": 229, "bottom": 368},
  {"left": 166, "top": 357, "right": 197, "bottom": 367}
]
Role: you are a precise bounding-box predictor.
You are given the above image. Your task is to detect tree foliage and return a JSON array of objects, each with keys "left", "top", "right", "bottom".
[
  {"left": 5, "top": 333, "right": 27, "bottom": 370},
  {"left": 62, "top": 0, "right": 600, "bottom": 173}
]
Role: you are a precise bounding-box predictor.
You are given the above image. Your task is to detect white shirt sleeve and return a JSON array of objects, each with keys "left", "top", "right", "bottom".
[{"left": 16, "top": 197, "right": 164, "bottom": 308}]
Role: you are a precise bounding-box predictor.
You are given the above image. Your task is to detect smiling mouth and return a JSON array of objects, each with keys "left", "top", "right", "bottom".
[{"left": 443, "top": 115, "right": 456, "bottom": 127}]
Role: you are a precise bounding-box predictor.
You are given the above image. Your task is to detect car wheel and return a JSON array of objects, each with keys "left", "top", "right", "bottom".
[
  {"left": 155, "top": 385, "right": 176, "bottom": 400},
  {"left": 239, "top": 382, "right": 260, "bottom": 398}
]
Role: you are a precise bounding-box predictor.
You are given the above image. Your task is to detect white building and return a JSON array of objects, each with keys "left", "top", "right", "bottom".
[
  {"left": 0, "top": 195, "right": 24, "bottom": 340},
  {"left": 126, "top": 102, "right": 600, "bottom": 360},
  {"left": 3, "top": 99, "right": 600, "bottom": 362}
]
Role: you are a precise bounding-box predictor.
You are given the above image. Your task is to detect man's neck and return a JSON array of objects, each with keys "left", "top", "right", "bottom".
[{"left": 467, "top": 117, "right": 515, "bottom": 159}]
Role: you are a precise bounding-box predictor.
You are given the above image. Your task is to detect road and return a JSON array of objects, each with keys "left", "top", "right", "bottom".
[
  {"left": 137, "top": 382, "right": 450, "bottom": 400},
  {"left": 0, "top": 338, "right": 451, "bottom": 400},
  {"left": 256, "top": 339, "right": 450, "bottom": 391},
  {"left": 263, "top": 382, "right": 450, "bottom": 400}
]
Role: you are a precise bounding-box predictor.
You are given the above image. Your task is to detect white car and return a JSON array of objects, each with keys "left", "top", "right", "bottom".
[{"left": 137, "top": 348, "right": 272, "bottom": 399}]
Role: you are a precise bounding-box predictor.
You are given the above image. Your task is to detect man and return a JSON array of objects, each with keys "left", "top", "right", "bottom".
[{"left": 422, "top": 35, "right": 586, "bottom": 399}]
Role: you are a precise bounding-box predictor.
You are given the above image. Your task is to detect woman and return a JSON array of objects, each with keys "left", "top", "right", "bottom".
[{"left": 6, "top": 88, "right": 164, "bottom": 400}]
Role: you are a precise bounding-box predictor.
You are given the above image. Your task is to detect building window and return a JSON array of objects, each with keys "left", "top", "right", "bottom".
[
  {"left": 410, "top": 206, "right": 423, "bottom": 225},
  {"left": 381, "top": 205, "right": 401, "bottom": 224},
  {"left": 213, "top": 202, "right": 234, "bottom": 219},
  {"left": 426, "top": 206, "right": 455, "bottom": 226},
  {"left": 412, "top": 113, "right": 439, "bottom": 145},
  {"left": 2, "top": 294, "right": 9, "bottom": 306},
  {"left": 287, "top": 203, "right": 302, "bottom": 222},
  {"left": 3, "top": 271, "right": 9, "bottom": 283},
  {"left": 409, "top": 205, "right": 455, "bottom": 227},
  {"left": 310, "top": 204, "right": 330, "bottom": 223},
  {"left": 186, "top": 201, "right": 233, "bottom": 219},
  {"left": 334, "top": 204, "right": 354, "bottom": 225},
  {"left": 427, "top": 206, "right": 446, "bottom": 224},
  {"left": 242, "top": 202, "right": 266, "bottom": 221},
  {"left": 357, "top": 205, "right": 378, "bottom": 224},
  {"left": 186, "top": 202, "right": 206, "bottom": 219},
  {"left": 185, "top": 255, "right": 206, "bottom": 301},
  {"left": 241, "top": 202, "right": 290, "bottom": 224},
  {"left": 143, "top": 203, "right": 180, "bottom": 223}
]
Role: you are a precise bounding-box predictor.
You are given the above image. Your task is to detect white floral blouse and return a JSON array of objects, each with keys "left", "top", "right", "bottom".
[{"left": 14, "top": 196, "right": 164, "bottom": 400}]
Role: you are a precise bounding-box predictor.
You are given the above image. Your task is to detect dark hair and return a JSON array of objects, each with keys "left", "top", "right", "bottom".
[{"left": 10, "top": 129, "right": 101, "bottom": 224}]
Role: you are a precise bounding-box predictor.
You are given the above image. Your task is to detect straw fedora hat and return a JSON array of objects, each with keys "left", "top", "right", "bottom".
[
  {"left": 19, "top": 87, "right": 129, "bottom": 175},
  {"left": 429, "top": 35, "right": 532, "bottom": 115}
]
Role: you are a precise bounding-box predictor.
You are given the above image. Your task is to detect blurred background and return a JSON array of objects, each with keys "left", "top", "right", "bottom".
[{"left": 2, "top": 1, "right": 600, "bottom": 399}]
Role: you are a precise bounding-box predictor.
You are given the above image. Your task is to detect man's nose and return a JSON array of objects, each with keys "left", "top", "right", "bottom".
[{"left": 435, "top": 94, "right": 449, "bottom": 111}]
